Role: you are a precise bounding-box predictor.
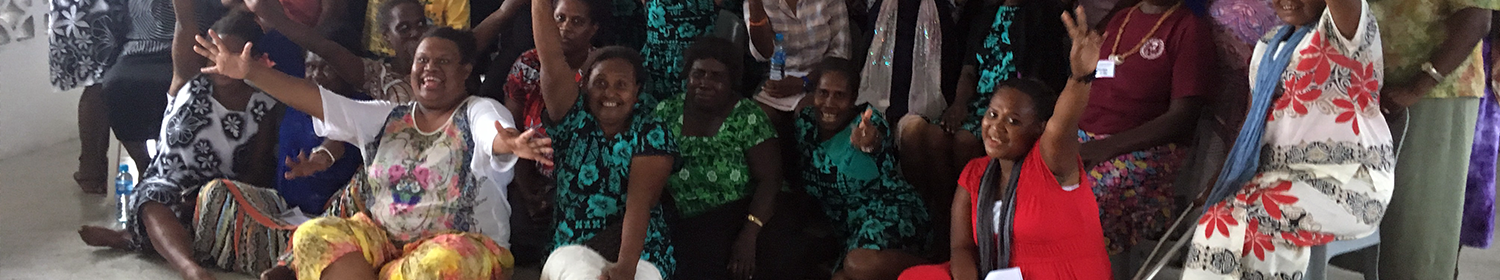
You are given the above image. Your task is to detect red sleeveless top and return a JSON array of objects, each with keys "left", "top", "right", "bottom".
[{"left": 955, "top": 146, "right": 1112, "bottom": 279}]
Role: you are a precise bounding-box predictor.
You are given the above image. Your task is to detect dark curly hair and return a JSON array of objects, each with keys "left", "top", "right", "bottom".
[
  {"left": 681, "top": 37, "right": 744, "bottom": 88},
  {"left": 582, "top": 46, "right": 650, "bottom": 90},
  {"left": 994, "top": 78, "right": 1058, "bottom": 121},
  {"left": 809, "top": 57, "right": 861, "bottom": 95},
  {"left": 421, "top": 27, "right": 478, "bottom": 65},
  {"left": 210, "top": 9, "right": 265, "bottom": 57}
]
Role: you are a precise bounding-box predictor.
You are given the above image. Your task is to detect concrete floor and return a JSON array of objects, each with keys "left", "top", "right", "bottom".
[{"left": 1, "top": 139, "right": 1497, "bottom": 279}]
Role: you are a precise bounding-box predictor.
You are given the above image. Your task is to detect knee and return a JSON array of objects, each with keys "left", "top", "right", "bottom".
[
  {"left": 388, "top": 234, "right": 513, "bottom": 279},
  {"left": 840, "top": 249, "right": 883, "bottom": 280},
  {"left": 897, "top": 116, "right": 929, "bottom": 151}
]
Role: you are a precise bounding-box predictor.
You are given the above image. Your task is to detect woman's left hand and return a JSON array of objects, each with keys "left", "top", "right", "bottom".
[
  {"left": 728, "top": 229, "right": 758, "bottom": 280},
  {"left": 494, "top": 122, "right": 554, "bottom": 165},
  {"left": 849, "top": 108, "right": 881, "bottom": 153},
  {"left": 1061, "top": 7, "right": 1103, "bottom": 78},
  {"left": 599, "top": 262, "right": 637, "bottom": 280}
]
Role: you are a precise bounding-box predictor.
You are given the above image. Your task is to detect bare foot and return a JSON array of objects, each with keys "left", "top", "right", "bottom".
[
  {"left": 260, "top": 265, "right": 294, "bottom": 280},
  {"left": 184, "top": 266, "right": 217, "bottom": 280},
  {"left": 77, "top": 226, "right": 131, "bottom": 249}
]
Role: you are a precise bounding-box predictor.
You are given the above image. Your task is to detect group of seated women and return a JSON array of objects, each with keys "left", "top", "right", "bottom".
[{"left": 74, "top": 0, "right": 1395, "bottom": 278}]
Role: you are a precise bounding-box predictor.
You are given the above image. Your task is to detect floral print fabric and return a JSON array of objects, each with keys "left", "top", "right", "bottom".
[
  {"left": 546, "top": 98, "right": 680, "bottom": 278},
  {"left": 289, "top": 214, "right": 514, "bottom": 280},
  {"left": 1184, "top": 4, "right": 1394, "bottom": 278},
  {"left": 959, "top": 6, "right": 1020, "bottom": 139},
  {"left": 641, "top": 0, "right": 720, "bottom": 107},
  {"left": 794, "top": 105, "right": 930, "bottom": 255},
  {"left": 654, "top": 97, "right": 777, "bottom": 218},
  {"left": 49, "top": 0, "right": 125, "bottom": 91},
  {"left": 1371, "top": 0, "right": 1500, "bottom": 99},
  {"left": 355, "top": 102, "right": 478, "bottom": 244}
]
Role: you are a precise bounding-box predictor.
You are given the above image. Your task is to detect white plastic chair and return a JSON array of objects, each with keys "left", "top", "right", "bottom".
[{"left": 1306, "top": 230, "right": 1381, "bottom": 280}]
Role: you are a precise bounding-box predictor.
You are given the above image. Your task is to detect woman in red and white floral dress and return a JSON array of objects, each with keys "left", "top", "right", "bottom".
[{"left": 1183, "top": 0, "right": 1391, "bottom": 278}]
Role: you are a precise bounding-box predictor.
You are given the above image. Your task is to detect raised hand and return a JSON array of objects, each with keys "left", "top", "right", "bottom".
[
  {"left": 283, "top": 150, "right": 334, "bottom": 179},
  {"left": 1061, "top": 6, "right": 1103, "bottom": 77},
  {"left": 849, "top": 108, "right": 881, "bottom": 153},
  {"left": 493, "top": 122, "right": 555, "bottom": 166},
  {"left": 194, "top": 30, "right": 257, "bottom": 79}
]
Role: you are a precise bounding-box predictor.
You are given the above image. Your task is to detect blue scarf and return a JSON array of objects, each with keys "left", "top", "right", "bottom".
[{"left": 1206, "top": 25, "right": 1312, "bottom": 205}]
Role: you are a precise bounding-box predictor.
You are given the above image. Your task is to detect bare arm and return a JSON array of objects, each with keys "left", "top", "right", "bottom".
[
  {"left": 949, "top": 190, "right": 978, "bottom": 280},
  {"left": 533, "top": 0, "right": 580, "bottom": 122},
  {"left": 744, "top": 0, "right": 777, "bottom": 59},
  {"left": 616, "top": 155, "right": 675, "bottom": 275},
  {"left": 743, "top": 140, "right": 783, "bottom": 231},
  {"left": 243, "top": 105, "right": 286, "bottom": 187},
  {"left": 170, "top": 0, "right": 204, "bottom": 96},
  {"left": 476, "top": 0, "right": 529, "bottom": 53},
  {"left": 249, "top": 0, "right": 368, "bottom": 89},
  {"left": 1080, "top": 97, "right": 1203, "bottom": 165},
  {"left": 196, "top": 32, "right": 329, "bottom": 119},
  {"left": 1041, "top": 7, "right": 1100, "bottom": 184},
  {"left": 1383, "top": 8, "right": 1491, "bottom": 111}
]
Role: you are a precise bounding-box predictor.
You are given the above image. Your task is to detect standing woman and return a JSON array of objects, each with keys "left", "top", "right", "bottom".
[
  {"left": 639, "top": 0, "right": 725, "bottom": 106},
  {"left": 653, "top": 37, "right": 783, "bottom": 280},
  {"left": 897, "top": 7, "right": 1111, "bottom": 279},
  {"left": 794, "top": 57, "right": 931, "bottom": 280},
  {"left": 532, "top": 0, "right": 680, "bottom": 277},
  {"left": 53, "top": 0, "right": 125, "bottom": 194},
  {"left": 1183, "top": 0, "right": 1389, "bottom": 277}
]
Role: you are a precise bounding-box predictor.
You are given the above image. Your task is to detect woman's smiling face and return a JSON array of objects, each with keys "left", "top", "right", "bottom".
[
  {"left": 585, "top": 58, "right": 641, "bottom": 128},
  {"left": 1272, "top": 0, "right": 1326, "bottom": 26},
  {"left": 410, "top": 37, "right": 472, "bottom": 109}
]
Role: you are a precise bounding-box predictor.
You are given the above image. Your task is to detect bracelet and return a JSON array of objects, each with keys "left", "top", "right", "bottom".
[
  {"left": 748, "top": 16, "right": 769, "bottom": 27},
  {"left": 746, "top": 214, "right": 765, "bottom": 227},
  {"left": 1072, "top": 70, "right": 1097, "bottom": 83},
  {"left": 311, "top": 146, "right": 336, "bottom": 161},
  {"left": 1421, "top": 62, "right": 1445, "bottom": 83}
]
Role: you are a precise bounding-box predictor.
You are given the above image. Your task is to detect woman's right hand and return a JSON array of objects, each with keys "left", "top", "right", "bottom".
[
  {"left": 194, "top": 30, "right": 257, "bottom": 80},
  {"left": 283, "top": 150, "right": 334, "bottom": 179},
  {"left": 940, "top": 104, "right": 969, "bottom": 132}
]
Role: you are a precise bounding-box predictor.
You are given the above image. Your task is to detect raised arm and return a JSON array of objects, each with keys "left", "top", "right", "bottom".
[
  {"left": 476, "top": 0, "right": 529, "bottom": 53},
  {"left": 1039, "top": 7, "right": 1100, "bottom": 184},
  {"left": 170, "top": 0, "right": 205, "bottom": 96},
  {"left": 744, "top": 0, "right": 777, "bottom": 59},
  {"left": 247, "top": 0, "right": 368, "bottom": 88},
  {"left": 196, "top": 31, "right": 328, "bottom": 119},
  {"left": 534, "top": 0, "right": 581, "bottom": 122}
]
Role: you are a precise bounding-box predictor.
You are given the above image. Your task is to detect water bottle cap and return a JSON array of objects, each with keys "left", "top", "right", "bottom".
[
  {"left": 119, "top": 165, "right": 130, "bottom": 172},
  {"left": 775, "top": 33, "right": 784, "bottom": 41}
]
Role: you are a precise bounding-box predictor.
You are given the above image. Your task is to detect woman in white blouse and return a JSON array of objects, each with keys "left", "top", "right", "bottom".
[{"left": 195, "top": 26, "right": 552, "bottom": 279}]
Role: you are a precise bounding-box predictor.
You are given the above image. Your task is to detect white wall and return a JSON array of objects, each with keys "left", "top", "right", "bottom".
[{"left": 0, "top": 2, "right": 82, "bottom": 160}]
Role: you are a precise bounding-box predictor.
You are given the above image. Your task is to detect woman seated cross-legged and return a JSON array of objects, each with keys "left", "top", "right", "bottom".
[
  {"left": 530, "top": 0, "right": 681, "bottom": 277},
  {"left": 898, "top": 7, "right": 1112, "bottom": 280},
  {"left": 195, "top": 26, "right": 553, "bottom": 279}
]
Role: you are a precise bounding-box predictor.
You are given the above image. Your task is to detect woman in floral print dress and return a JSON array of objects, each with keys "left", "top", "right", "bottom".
[{"left": 1184, "top": 0, "right": 1391, "bottom": 277}]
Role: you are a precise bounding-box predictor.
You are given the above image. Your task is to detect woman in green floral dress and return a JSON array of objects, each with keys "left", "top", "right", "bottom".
[
  {"left": 795, "top": 57, "right": 931, "bottom": 279},
  {"left": 532, "top": 0, "right": 679, "bottom": 278},
  {"left": 640, "top": 0, "right": 730, "bottom": 107},
  {"left": 653, "top": 37, "right": 781, "bottom": 280}
]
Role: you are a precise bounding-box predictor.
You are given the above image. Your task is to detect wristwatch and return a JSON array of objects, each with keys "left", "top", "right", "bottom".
[{"left": 1073, "top": 71, "right": 1097, "bottom": 83}]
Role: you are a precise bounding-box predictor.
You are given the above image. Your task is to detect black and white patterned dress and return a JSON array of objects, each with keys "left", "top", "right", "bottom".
[
  {"left": 48, "top": 0, "right": 125, "bottom": 91},
  {"left": 125, "top": 75, "right": 279, "bottom": 250}
]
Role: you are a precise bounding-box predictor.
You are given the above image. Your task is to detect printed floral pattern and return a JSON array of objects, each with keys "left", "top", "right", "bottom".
[
  {"left": 640, "top": 0, "right": 720, "bottom": 107},
  {"left": 654, "top": 97, "right": 776, "bottom": 217},
  {"left": 355, "top": 102, "right": 478, "bottom": 244},
  {"left": 1080, "top": 131, "right": 1185, "bottom": 254},
  {"left": 547, "top": 98, "right": 679, "bottom": 279},
  {"left": 794, "top": 105, "right": 930, "bottom": 257}
]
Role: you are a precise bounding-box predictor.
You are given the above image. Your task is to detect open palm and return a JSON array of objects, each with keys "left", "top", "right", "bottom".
[
  {"left": 193, "top": 30, "right": 256, "bottom": 80},
  {"left": 1062, "top": 7, "right": 1103, "bottom": 77}
]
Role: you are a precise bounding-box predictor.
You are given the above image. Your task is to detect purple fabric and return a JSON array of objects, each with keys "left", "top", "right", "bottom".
[{"left": 1462, "top": 39, "right": 1497, "bottom": 248}]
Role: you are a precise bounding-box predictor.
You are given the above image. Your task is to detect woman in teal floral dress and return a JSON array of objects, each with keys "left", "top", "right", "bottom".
[
  {"left": 532, "top": 0, "right": 679, "bottom": 278},
  {"left": 795, "top": 57, "right": 931, "bottom": 280},
  {"left": 640, "top": 0, "right": 730, "bottom": 107},
  {"left": 653, "top": 37, "right": 782, "bottom": 280}
]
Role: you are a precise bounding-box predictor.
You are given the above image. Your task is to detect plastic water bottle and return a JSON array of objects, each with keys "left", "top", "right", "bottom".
[
  {"left": 115, "top": 164, "right": 134, "bottom": 225},
  {"left": 769, "top": 33, "right": 787, "bottom": 81}
]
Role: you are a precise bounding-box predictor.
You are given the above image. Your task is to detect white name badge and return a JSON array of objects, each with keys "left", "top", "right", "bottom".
[
  {"left": 1096, "top": 60, "right": 1116, "bottom": 79},
  {"left": 986, "top": 267, "right": 1024, "bottom": 280}
]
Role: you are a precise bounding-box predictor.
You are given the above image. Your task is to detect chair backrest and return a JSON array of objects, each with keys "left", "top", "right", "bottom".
[{"left": 712, "top": 10, "right": 747, "bottom": 48}]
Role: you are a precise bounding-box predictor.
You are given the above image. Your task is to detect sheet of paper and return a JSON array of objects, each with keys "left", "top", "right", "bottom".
[{"left": 985, "top": 267, "right": 1024, "bottom": 280}]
